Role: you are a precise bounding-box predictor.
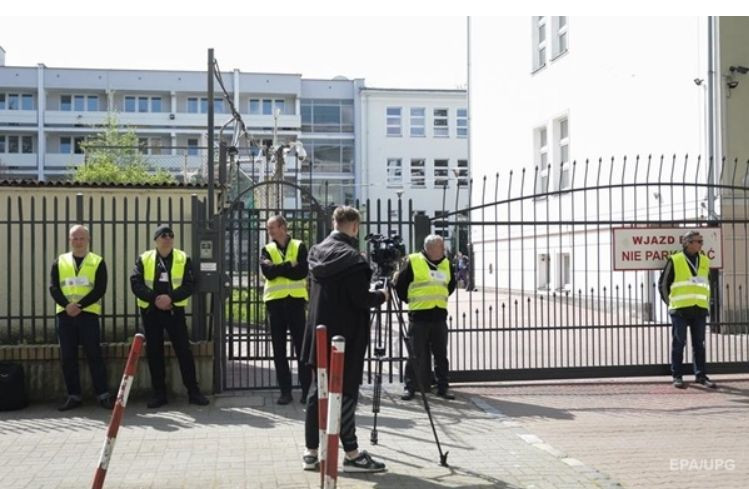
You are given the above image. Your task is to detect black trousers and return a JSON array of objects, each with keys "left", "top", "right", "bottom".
[
  {"left": 56, "top": 312, "right": 109, "bottom": 400},
  {"left": 404, "top": 319, "right": 450, "bottom": 393},
  {"left": 304, "top": 375, "right": 359, "bottom": 453},
  {"left": 267, "top": 299, "right": 311, "bottom": 395},
  {"left": 141, "top": 307, "right": 199, "bottom": 396}
]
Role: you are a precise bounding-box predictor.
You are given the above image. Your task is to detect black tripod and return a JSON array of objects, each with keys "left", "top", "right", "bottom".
[{"left": 369, "top": 275, "right": 449, "bottom": 467}]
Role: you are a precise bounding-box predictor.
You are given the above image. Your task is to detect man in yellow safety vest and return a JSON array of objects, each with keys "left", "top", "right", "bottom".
[
  {"left": 49, "top": 224, "right": 113, "bottom": 411},
  {"left": 261, "top": 215, "right": 311, "bottom": 405},
  {"left": 658, "top": 230, "right": 717, "bottom": 389}
]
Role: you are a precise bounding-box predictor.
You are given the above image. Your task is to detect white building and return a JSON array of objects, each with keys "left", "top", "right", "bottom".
[
  {"left": 0, "top": 50, "right": 468, "bottom": 219},
  {"left": 468, "top": 17, "right": 749, "bottom": 315}
]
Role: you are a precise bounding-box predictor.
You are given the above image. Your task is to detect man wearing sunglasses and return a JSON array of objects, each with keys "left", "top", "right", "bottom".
[
  {"left": 131, "top": 225, "right": 209, "bottom": 408},
  {"left": 658, "top": 230, "right": 717, "bottom": 389}
]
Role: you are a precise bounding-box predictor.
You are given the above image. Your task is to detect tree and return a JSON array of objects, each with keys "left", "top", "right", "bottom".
[{"left": 72, "top": 115, "right": 175, "bottom": 184}]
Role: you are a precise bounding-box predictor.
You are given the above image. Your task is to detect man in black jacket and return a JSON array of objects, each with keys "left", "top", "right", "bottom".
[
  {"left": 130, "top": 225, "right": 209, "bottom": 408},
  {"left": 261, "top": 215, "right": 311, "bottom": 405},
  {"left": 395, "top": 234, "right": 456, "bottom": 401},
  {"left": 300, "top": 206, "right": 387, "bottom": 473}
]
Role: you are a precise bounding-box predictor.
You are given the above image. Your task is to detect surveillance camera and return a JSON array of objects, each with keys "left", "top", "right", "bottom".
[
  {"left": 693, "top": 78, "right": 704, "bottom": 86},
  {"left": 730, "top": 65, "right": 749, "bottom": 75},
  {"left": 728, "top": 80, "right": 739, "bottom": 89}
]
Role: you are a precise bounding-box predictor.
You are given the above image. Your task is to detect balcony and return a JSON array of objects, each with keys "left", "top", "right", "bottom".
[
  {"left": 0, "top": 153, "right": 37, "bottom": 169},
  {"left": 0, "top": 110, "right": 38, "bottom": 126},
  {"left": 45, "top": 154, "right": 84, "bottom": 168}
]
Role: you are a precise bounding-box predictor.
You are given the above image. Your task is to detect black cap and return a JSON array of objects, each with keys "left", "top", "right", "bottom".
[{"left": 153, "top": 224, "right": 174, "bottom": 240}]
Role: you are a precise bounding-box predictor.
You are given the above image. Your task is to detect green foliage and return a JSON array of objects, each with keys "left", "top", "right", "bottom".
[
  {"left": 71, "top": 114, "right": 175, "bottom": 185},
  {"left": 226, "top": 287, "right": 266, "bottom": 326}
]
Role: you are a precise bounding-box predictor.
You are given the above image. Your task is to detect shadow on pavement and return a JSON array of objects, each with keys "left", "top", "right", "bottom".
[{"left": 342, "top": 469, "right": 519, "bottom": 488}]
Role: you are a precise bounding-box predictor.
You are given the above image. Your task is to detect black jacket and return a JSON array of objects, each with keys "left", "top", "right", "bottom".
[
  {"left": 130, "top": 250, "right": 195, "bottom": 309},
  {"left": 49, "top": 254, "right": 108, "bottom": 316},
  {"left": 300, "top": 231, "right": 386, "bottom": 393},
  {"left": 394, "top": 251, "right": 456, "bottom": 322}
]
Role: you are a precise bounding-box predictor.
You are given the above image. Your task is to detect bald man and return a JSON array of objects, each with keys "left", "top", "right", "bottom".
[{"left": 49, "top": 225, "right": 112, "bottom": 411}]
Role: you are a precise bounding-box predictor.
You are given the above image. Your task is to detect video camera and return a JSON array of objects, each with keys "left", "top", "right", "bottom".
[{"left": 365, "top": 231, "right": 406, "bottom": 277}]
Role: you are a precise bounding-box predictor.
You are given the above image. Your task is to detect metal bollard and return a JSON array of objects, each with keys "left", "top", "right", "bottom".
[
  {"left": 91, "top": 333, "right": 145, "bottom": 489},
  {"left": 315, "top": 325, "right": 329, "bottom": 488},
  {"left": 324, "top": 336, "right": 345, "bottom": 489}
]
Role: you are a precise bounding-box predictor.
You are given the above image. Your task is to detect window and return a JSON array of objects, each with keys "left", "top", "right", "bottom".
[
  {"left": 60, "top": 95, "right": 71, "bottom": 111},
  {"left": 213, "top": 97, "right": 224, "bottom": 113},
  {"left": 556, "top": 252, "right": 571, "bottom": 289},
  {"left": 537, "top": 253, "right": 550, "bottom": 289},
  {"left": 187, "top": 138, "right": 199, "bottom": 156},
  {"left": 434, "top": 109, "right": 449, "bottom": 137},
  {"left": 199, "top": 98, "right": 208, "bottom": 113},
  {"left": 60, "top": 137, "right": 71, "bottom": 154},
  {"left": 87, "top": 95, "right": 99, "bottom": 111},
  {"left": 434, "top": 159, "right": 449, "bottom": 188},
  {"left": 410, "top": 159, "right": 426, "bottom": 188},
  {"left": 410, "top": 108, "right": 425, "bottom": 137},
  {"left": 0, "top": 135, "right": 4, "bottom": 153},
  {"left": 262, "top": 99, "right": 273, "bottom": 115},
  {"left": 187, "top": 97, "right": 199, "bottom": 113},
  {"left": 457, "top": 108, "right": 468, "bottom": 138},
  {"left": 21, "top": 136, "right": 33, "bottom": 154},
  {"left": 151, "top": 97, "right": 162, "bottom": 113},
  {"left": 299, "top": 139, "right": 355, "bottom": 174},
  {"left": 274, "top": 99, "right": 285, "bottom": 114},
  {"left": 386, "top": 107, "right": 402, "bottom": 136},
  {"left": 249, "top": 99, "right": 260, "bottom": 114},
  {"left": 74, "top": 137, "right": 84, "bottom": 154},
  {"left": 61, "top": 94, "right": 99, "bottom": 111},
  {"left": 0, "top": 94, "right": 4, "bottom": 110},
  {"left": 137, "top": 96, "right": 149, "bottom": 113},
  {"left": 556, "top": 117, "right": 570, "bottom": 189},
  {"left": 8, "top": 94, "right": 19, "bottom": 110},
  {"left": 21, "top": 94, "right": 33, "bottom": 110},
  {"left": 387, "top": 158, "right": 403, "bottom": 187},
  {"left": 301, "top": 99, "right": 353, "bottom": 133},
  {"left": 124, "top": 96, "right": 136, "bottom": 112},
  {"left": 457, "top": 159, "right": 469, "bottom": 186},
  {"left": 74, "top": 95, "right": 85, "bottom": 111},
  {"left": 533, "top": 16, "right": 548, "bottom": 71},
  {"left": 60, "top": 136, "right": 84, "bottom": 154},
  {"left": 8, "top": 136, "right": 19, "bottom": 153},
  {"left": 535, "top": 126, "right": 549, "bottom": 194},
  {"left": 553, "top": 16, "right": 568, "bottom": 57}
]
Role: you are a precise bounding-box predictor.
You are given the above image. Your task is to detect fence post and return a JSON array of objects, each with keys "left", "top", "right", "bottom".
[
  {"left": 76, "top": 192, "right": 84, "bottom": 223},
  {"left": 316, "top": 325, "right": 329, "bottom": 487},
  {"left": 324, "top": 336, "right": 345, "bottom": 489}
]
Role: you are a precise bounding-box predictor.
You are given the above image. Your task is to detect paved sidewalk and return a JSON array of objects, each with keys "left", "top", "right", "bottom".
[{"left": 0, "top": 385, "right": 619, "bottom": 489}]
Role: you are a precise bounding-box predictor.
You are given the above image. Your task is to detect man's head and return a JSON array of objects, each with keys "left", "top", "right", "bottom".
[
  {"left": 333, "top": 206, "right": 361, "bottom": 237},
  {"left": 153, "top": 224, "right": 175, "bottom": 256},
  {"left": 266, "top": 215, "right": 289, "bottom": 243},
  {"left": 69, "top": 224, "right": 90, "bottom": 256},
  {"left": 423, "top": 234, "right": 445, "bottom": 262},
  {"left": 682, "top": 230, "right": 704, "bottom": 255}
]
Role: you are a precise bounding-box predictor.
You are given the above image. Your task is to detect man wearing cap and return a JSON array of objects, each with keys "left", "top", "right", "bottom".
[
  {"left": 658, "top": 230, "right": 717, "bottom": 389},
  {"left": 130, "top": 225, "right": 209, "bottom": 408},
  {"left": 49, "top": 224, "right": 113, "bottom": 411},
  {"left": 260, "top": 215, "right": 311, "bottom": 405}
]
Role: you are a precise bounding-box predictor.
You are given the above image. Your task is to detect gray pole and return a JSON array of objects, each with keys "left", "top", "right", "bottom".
[
  {"left": 208, "top": 48, "right": 215, "bottom": 224},
  {"left": 706, "top": 17, "right": 717, "bottom": 218}
]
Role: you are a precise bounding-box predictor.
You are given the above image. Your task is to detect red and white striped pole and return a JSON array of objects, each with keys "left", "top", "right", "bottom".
[
  {"left": 91, "top": 333, "right": 145, "bottom": 489},
  {"left": 315, "top": 325, "right": 329, "bottom": 488},
  {"left": 324, "top": 335, "right": 345, "bottom": 489}
]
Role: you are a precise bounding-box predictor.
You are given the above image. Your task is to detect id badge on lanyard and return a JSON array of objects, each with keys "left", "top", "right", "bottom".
[{"left": 158, "top": 257, "right": 170, "bottom": 283}]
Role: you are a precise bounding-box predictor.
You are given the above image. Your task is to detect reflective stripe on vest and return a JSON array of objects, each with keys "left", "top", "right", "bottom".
[
  {"left": 137, "top": 249, "right": 188, "bottom": 309},
  {"left": 669, "top": 251, "right": 710, "bottom": 311},
  {"left": 56, "top": 252, "right": 103, "bottom": 315},
  {"left": 407, "top": 252, "right": 450, "bottom": 310},
  {"left": 263, "top": 239, "right": 308, "bottom": 302}
]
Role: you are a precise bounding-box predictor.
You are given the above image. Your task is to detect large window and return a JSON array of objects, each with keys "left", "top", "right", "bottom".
[
  {"left": 553, "top": 16, "right": 568, "bottom": 57},
  {"left": 0, "top": 135, "right": 33, "bottom": 154},
  {"left": 299, "top": 139, "right": 354, "bottom": 174},
  {"left": 457, "top": 108, "right": 468, "bottom": 138},
  {"left": 532, "top": 16, "right": 548, "bottom": 71},
  {"left": 433, "top": 109, "right": 449, "bottom": 137},
  {"left": 434, "top": 159, "right": 449, "bottom": 188},
  {"left": 1, "top": 93, "right": 33, "bottom": 111},
  {"left": 386, "top": 107, "right": 402, "bottom": 137},
  {"left": 60, "top": 94, "right": 101, "bottom": 112},
  {"left": 187, "top": 97, "right": 224, "bottom": 114},
  {"left": 60, "top": 136, "right": 85, "bottom": 154},
  {"left": 410, "top": 108, "right": 425, "bottom": 137},
  {"left": 21, "top": 135, "right": 33, "bottom": 154},
  {"left": 249, "top": 98, "right": 287, "bottom": 116},
  {"left": 301, "top": 99, "right": 354, "bottom": 133},
  {"left": 387, "top": 158, "right": 403, "bottom": 187},
  {"left": 534, "top": 126, "right": 549, "bottom": 194},
  {"left": 410, "top": 159, "right": 426, "bottom": 188}
]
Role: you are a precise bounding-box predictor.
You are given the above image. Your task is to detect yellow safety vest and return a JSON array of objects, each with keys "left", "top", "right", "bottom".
[
  {"left": 407, "top": 252, "right": 451, "bottom": 310},
  {"left": 669, "top": 251, "right": 710, "bottom": 311},
  {"left": 263, "top": 239, "right": 308, "bottom": 302},
  {"left": 56, "top": 252, "right": 103, "bottom": 315},
  {"left": 137, "top": 249, "right": 188, "bottom": 309}
]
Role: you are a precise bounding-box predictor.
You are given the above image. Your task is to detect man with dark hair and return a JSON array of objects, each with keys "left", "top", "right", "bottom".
[
  {"left": 658, "top": 230, "right": 716, "bottom": 389},
  {"left": 300, "top": 205, "right": 388, "bottom": 473},
  {"left": 130, "top": 225, "right": 209, "bottom": 408},
  {"left": 49, "top": 225, "right": 113, "bottom": 411},
  {"left": 261, "top": 214, "right": 311, "bottom": 405}
]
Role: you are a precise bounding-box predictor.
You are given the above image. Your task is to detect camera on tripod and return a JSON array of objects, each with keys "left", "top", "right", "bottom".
[{"left": 365, "top": 231, "right": 406, "bottom": 277}]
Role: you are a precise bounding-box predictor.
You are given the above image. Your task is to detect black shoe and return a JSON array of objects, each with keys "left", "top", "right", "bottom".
[
  {"left": 696, "top": 376, "right": 717, "bottom": 389},
  {"left": 58, "top": 398, "right": 82, "bottom": 412},
  {"left": 147, "top": 395, "right": 168, "bottom": 409},
  {"left": 277, "top": 393, "right": 293, "bottom": 405},
  {"left": 99, "top": 397, "right": 115, "bottom": 410},
  {"left": 300, "top": 391, "right": 308, "bottom": 404},
  {"left": 673, "top": 377, "right": 686, "bottom": 389},
  {"left": 302, "top": 452, "right": 319, "bottom": 471},
  {"left": 342, "top": 450, "right": 386, "bottom": 473},
  {"left": 188, "top": 392, "right": 210, "bottom": 406},
  {"left": 400, "top": 390, "right": 415, "bottom": 401},
  {"left": 436, "top": 389, "right": 456, "bottom": 400}
]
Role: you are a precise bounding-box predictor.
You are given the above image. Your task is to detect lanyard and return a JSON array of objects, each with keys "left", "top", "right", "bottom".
[
  {"left": 686, "top": 254, "right": 699, "bottom": 275},
  {"left": 158, "top": 256, "right": 169, "bottom": 275}
]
